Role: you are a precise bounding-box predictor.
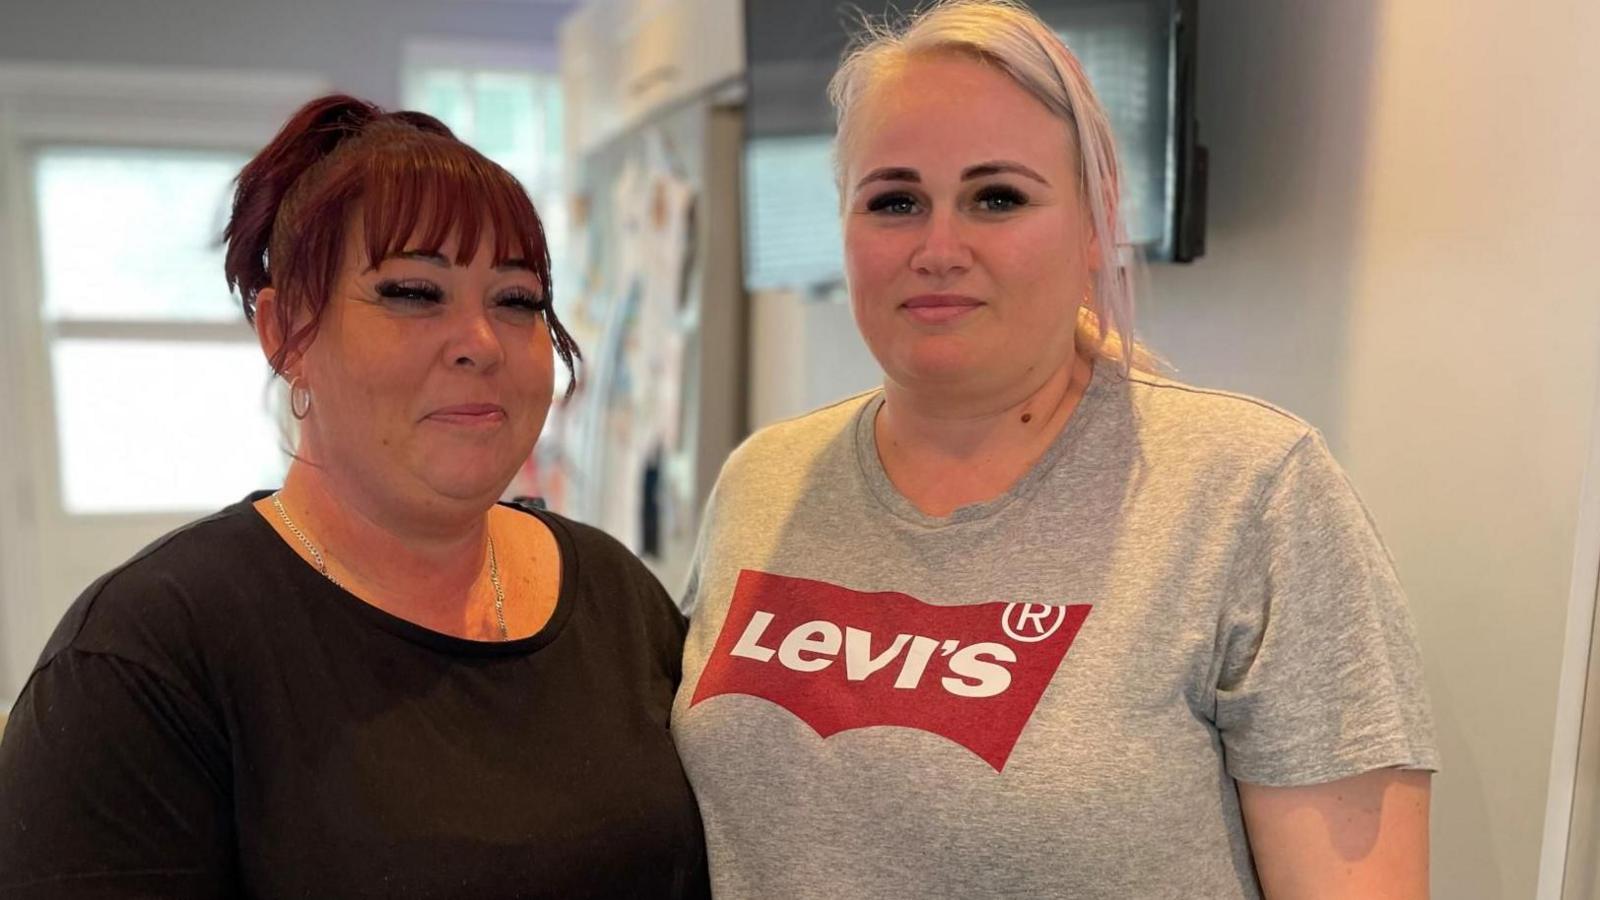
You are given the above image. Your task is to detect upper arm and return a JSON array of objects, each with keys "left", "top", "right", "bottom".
[
  {"left": 1238, "top": 768, "right": 1431, "bottom": 900},
  {"left": 0, "top": 649, "right": 233, "bottom": 898},
  {"left": 1214, "top": 432, "right": 1438, "bottom": 785}
]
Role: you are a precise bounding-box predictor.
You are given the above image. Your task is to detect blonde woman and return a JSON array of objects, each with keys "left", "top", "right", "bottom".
[{"left": 671, "top": 2, "right": 1435, "bottom": 897}]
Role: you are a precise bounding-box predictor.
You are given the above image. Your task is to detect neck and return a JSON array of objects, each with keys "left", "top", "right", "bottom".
[
  {"left": 875, "top": 352, "right": 1094, "bottom": 517},
  {"left": 274, "top": 462, "right": 493, "bottom": 611}
]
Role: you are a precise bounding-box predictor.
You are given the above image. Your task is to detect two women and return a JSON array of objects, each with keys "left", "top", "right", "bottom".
[{"left": 1, "top": 2, "right": 1435, "bottom": 896}]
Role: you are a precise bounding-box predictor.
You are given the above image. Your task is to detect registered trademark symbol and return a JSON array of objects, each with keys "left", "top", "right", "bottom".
[{"left": 1001, "top": 602, "right": 1067, "bottom": 643}]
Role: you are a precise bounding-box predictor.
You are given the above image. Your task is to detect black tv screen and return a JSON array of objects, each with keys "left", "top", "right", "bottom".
[{"left": 741, "top": 0, "right": 1205, "bottom": 292}]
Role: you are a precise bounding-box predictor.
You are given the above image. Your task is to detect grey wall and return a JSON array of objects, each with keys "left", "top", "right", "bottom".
[{"left": 0, "top": 0, "right": 575, "bottom": 106}]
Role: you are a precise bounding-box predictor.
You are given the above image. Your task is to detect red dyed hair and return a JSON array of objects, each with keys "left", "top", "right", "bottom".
[{"left": 224, "top": 94, "right": 580, "bottom": 393}]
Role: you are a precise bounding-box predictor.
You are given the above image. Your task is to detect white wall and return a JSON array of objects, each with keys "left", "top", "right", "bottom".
[
  {"left": 748, "top": 288, "right": 882, "bottom": 428},
  {"left": 1143, "top": 1, "right": 1600, "bottom": 896}
]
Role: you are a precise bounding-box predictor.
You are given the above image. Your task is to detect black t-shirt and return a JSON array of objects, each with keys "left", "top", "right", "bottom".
[{"left": 0, "top": 495, "right": 709, "bottom": 899}]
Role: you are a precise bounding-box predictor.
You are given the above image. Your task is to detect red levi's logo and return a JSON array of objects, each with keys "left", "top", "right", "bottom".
[{"left": 690, "top": 570, "right": 1091, "bottom": 772}]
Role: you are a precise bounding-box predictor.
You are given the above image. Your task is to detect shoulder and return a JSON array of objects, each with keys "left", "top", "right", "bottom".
[
  {"left": 717, "top": 390, "right": 876, "bottom": 486},
  {"left": 32, "top": 501, "right": 267, "bottom": 690},
  {"left": 1113, "top": 368, "right": 1319, "bottom": 473}
]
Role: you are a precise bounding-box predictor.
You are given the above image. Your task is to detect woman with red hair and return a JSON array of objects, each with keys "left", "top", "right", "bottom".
[{"left": 0, "top": 95, "right": 708, "bottom": 898}]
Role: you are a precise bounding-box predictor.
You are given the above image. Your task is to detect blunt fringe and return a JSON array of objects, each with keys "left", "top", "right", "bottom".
[{"left": 223, "top": 94, "right": 581, "bottom": 392}]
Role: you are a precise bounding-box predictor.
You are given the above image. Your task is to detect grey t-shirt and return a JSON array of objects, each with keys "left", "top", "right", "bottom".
[{"left": 671, "top": 364, "right": 1438, "bottom": 899}]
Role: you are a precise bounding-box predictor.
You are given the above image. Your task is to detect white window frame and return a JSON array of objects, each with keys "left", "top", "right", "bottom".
[{"left": 0, "top": 64, "right": 326, "bottom": 705}]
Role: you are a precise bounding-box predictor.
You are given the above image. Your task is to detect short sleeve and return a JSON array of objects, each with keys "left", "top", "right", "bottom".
[
  {"left": 0, "top": 648, "right": 234, "bottom": 898},
  {"left": 1213, "top": 431, "right": 1440, "bottom": 786}
]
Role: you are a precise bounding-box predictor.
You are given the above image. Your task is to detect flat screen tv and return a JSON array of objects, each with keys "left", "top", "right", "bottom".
[{"left": 741, "top": 0, "right": 1205, "bottom": 292}]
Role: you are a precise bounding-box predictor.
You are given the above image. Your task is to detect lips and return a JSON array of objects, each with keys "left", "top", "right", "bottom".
[
  {"left": 425, "top": 403, "right": 507, "bottom": 426},
  {"left": 901, "top": 293, "right": 983, "bottom": 325}
]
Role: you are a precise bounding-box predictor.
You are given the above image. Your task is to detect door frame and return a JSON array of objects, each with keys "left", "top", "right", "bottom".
[{"left": 1538, "top": 355, "right": 1600, "bottom": 898}]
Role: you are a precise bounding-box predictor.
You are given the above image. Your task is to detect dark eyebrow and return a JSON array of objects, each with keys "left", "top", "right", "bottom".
[
  {"left": 963, "top": 161, "right": 1049, "bottom": 185},
  {"left": 495, "top": 259, "right": 533, "bottom": 273},
  {"left": 854, "top": 167, "right": 920, "bottom": 190}
]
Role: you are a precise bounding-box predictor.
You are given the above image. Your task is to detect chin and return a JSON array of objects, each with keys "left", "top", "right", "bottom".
[
  {"left": 409, "top": 475, "right": 503, "bottom": 506},
  {"left": 416, "top": 454, "right": 524, "bottom": 504},
  {"left": 888, "top": 341, "right": 989, "bottom": 388}
]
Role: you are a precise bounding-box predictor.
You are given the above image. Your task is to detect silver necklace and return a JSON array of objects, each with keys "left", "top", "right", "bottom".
[{"left": 269, "top": 491, "right": 508, "bottom": 640}]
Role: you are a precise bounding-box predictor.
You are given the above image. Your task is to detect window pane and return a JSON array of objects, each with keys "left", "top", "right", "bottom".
[
  {"left": 540, "top": 80, "right": 564, "bottom": 161},
  {"left": 34, "top": 147, "right": 250, "bottom": 322},
  {"left": 417, "top": 70, "right": 473, "bottom": 137},
  {"left": 52, "top": 339, "right": 287, "bottom": 514},
  {"left": 474, "top": 72, "right": 543, "bottom": 186},
  {"left": 407, "top": 66, "right": 561, "bottom": 190},
  {"left": 472, "top": 73, "right": 536, "bottom": 159},
  {"left": 743, "top": 135, "right": 844, "bottom": 291},
  {"left": 404, "top": 63, "right": 569, "bottom": 316}
]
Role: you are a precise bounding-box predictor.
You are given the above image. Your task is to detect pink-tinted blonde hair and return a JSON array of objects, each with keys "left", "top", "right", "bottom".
[{"left": 829, "top": 0, "right": 1152, "bottom": 371}]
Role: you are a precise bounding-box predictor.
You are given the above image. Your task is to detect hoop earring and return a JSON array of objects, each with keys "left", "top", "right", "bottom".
[{"left": 289, "top": 377, "right": 313, "bottom": 420}]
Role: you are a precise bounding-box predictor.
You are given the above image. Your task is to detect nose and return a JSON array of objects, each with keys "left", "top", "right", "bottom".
[
  {"left": 447, "top": 304, "right": 504, "bottom": 372},
  {"left": 910, "top": 208, "right": 973, "bottom": 278}
]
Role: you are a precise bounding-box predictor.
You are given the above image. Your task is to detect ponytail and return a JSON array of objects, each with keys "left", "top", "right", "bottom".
[{"left": 224, "top": 95, "right": 380, "bottom": 323}]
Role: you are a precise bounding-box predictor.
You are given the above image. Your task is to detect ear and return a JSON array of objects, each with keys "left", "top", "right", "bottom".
[{"left": 254, "top": 286, "right": 299, "bottom": 377}]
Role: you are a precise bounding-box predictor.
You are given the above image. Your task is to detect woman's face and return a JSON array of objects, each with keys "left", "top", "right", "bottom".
[
  {"left": 841, "top": 53, "right": 1094, "bottom": 404},
  {"left": 290, "top": 217, "right": 555, "bottom": 515}
]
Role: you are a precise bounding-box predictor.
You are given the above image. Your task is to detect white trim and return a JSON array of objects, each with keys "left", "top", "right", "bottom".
[{"left": 1538, "top": 359, "right": 1600, "bottom": 899}]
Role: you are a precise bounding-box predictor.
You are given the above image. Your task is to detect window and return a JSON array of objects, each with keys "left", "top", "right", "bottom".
[
  {"left": 408, "top": 68, "right": 563, "bottom": 189},
  {"left": 743, "top": 134, "right": 844, "bottom": 292},
  {"left": 34, "top": 146, "right": 287, "bottom": 514},
  {"left": 402, "top": 42, "right": 571, "bottom": 394},
  {"left": 0, "top": 64, "right": 326, "bottom": 704}
]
